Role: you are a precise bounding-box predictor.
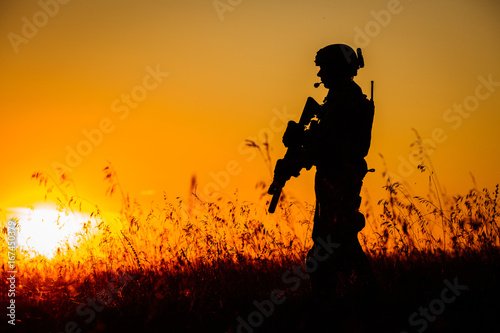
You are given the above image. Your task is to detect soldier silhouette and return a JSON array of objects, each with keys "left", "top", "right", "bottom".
[{"left": 268, "top": 44, "right": 377, "bottom": 306}]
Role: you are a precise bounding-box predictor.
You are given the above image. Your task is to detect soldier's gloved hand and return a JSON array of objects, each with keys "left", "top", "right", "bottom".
[
  {"left": 273, "top": 159, "right": 295, "bottom": 183},
  {"left": 282, "top": 121, "right": 303, "bottom": 148}
]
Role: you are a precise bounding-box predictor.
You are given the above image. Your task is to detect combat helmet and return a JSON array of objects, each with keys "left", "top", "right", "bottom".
[{"left": 315, "top": 44, "right": 365, "bottom": 77}]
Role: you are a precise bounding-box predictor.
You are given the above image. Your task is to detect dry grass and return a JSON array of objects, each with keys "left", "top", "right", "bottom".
[{"left": 1, "top": 138, "right": 499, "bottom": 332}]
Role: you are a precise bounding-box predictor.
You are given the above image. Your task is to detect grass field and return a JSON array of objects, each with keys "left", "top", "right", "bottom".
[{"left": 1, "top": 160, "right": 499, "bottom": 333}]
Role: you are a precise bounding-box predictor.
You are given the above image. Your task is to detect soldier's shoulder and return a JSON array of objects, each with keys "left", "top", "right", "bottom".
[
  {"left": 343, "top": 82, "right": 365, "bottom": 100},
  {"left": 347, "top": 85, "right": 373, "bottom": 118}
]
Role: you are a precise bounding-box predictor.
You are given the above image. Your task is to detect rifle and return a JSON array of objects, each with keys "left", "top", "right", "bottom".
[{"left": 267, "top": 97, "right": 321, "bottom": 213}]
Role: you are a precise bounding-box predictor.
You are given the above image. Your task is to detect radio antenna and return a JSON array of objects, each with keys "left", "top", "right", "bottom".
[{"left": 370, "top": 80, "right": 374, "bottom": 102}]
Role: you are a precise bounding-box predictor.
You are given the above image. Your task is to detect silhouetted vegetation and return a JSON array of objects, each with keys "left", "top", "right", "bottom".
[{"left": 1, "top": 153, "right": 499, "bottom": 332}]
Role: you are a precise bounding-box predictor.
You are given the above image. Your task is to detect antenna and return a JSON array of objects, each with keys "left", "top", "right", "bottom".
[{"left": 370, "top": 80, "right": 374, "bottom": 102}]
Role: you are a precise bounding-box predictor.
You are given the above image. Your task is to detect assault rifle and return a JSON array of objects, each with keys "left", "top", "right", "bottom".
[{"left": 267, "top": 97, "right": 321, "bottom": 213}]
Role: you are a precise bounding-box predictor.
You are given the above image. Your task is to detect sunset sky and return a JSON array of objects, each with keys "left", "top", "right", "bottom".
[{"left": 1, "top": 0, "right": 500, "bottom": 217}]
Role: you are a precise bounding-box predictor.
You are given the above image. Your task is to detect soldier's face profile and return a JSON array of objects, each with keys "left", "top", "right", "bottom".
[{"left": 317, "top": 64, "right": 342, "bottom": 88}]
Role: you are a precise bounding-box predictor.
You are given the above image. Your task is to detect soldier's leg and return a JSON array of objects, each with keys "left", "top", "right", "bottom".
[
  {"left": 303, "top": 243, "right": 336, "bottom": 332},
  {"left": 344, "top": 232, "right": 378, "bottom": 294},
  {"left": 308, "top": 173, "right": 355, "bottom": 302},
  {"left": 307, "top": 205, "right": 339, "bottom": 302},
  {"left": 336, "top": 172, "right": 378, "bottom": 293},
  {"left": 306, "top": 243, "right": 337, "bottom": 302},
  {"left": 337, "top": 202, "right": 378, "bottom": 297}
]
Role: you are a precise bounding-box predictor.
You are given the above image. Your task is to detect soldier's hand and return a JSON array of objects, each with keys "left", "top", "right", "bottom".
[{"left": 282, "top": 121, "right": 303, "bottom": 148}]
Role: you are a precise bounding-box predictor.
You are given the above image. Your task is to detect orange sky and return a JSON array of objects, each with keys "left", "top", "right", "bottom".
[{"left": 1, "top": 0, "right": 500, "bottom": 216}]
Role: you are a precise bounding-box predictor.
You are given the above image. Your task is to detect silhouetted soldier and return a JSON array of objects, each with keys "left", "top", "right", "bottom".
[
  {"left": 307, "top": 43, "right": 376, "bottom": 302},
  {"left": 268, "top": 44, "right": 376, "bottom": 305}
]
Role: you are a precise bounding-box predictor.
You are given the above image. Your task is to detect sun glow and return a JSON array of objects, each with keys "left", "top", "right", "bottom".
[{"left": 8, "top": 205, "right": 92, "bottom": 259}]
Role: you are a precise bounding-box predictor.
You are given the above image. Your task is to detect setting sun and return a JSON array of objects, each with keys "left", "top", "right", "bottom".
[{"left": 7, "top": 205, "right": 91, "bottom": 258}]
